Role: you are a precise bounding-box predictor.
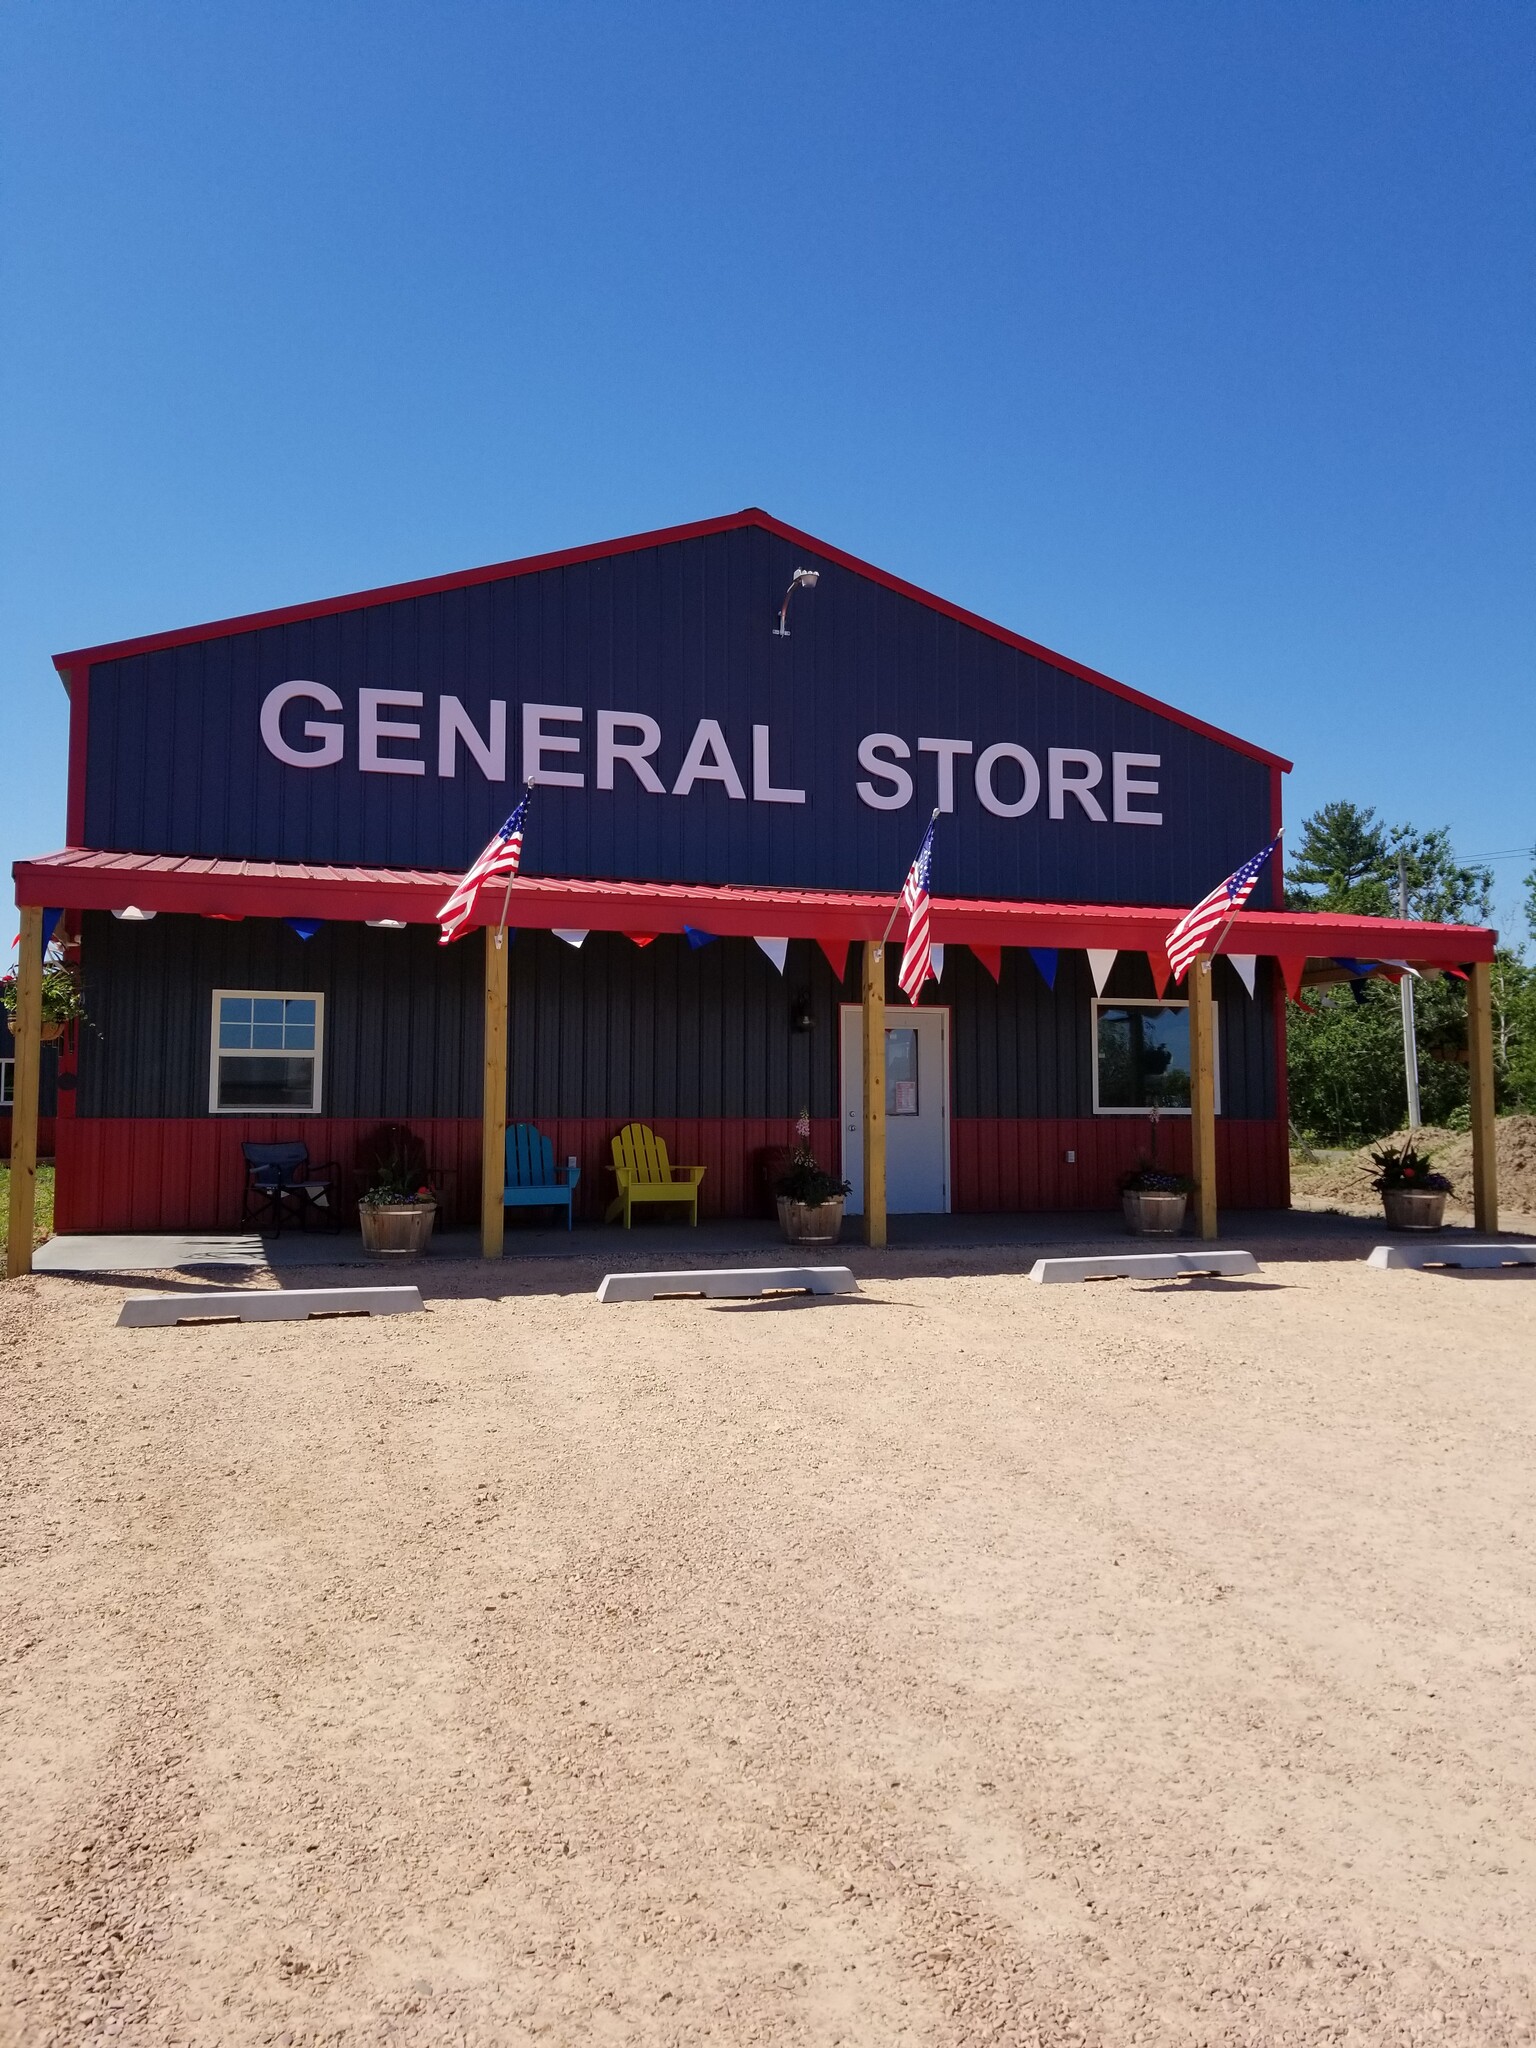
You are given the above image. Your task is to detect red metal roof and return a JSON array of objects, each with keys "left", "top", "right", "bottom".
[
  {"left": 14, "top": 847, "right": 1493, "bottom": 966},
  {"left": 50, "top": 507, "right": 1291, "bottom": 773}
]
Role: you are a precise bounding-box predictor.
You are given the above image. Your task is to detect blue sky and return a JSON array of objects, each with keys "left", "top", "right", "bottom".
[{"left": 3, "top": 1, "right": 1532, "bottom": 949}]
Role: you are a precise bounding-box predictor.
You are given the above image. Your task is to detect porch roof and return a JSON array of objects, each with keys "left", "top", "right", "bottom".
[{"left": 14, "top": 847, "right": 1496, "bottom": 970}]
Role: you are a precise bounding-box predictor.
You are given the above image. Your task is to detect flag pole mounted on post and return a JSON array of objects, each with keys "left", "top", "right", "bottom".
[
  {"left": 435, "top": 785, "right": 535, "bottom": 1258},
  {"left": 1165, "top": 834, "right": 1282, "bottom": 1241},
  {"left": 862, "top": 810, "right": 940, "bottom": 1250}
]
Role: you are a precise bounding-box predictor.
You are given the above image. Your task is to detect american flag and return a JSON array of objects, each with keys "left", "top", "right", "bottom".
[
  {"left": 896, "top": 816, "right": 937, "bottom": 1004},
  {"left": 436, "top": 791, "right": 531, "bottom": 945},
  {"left": 1165, "top": 835, "right": 1280, "bottom": 983}
]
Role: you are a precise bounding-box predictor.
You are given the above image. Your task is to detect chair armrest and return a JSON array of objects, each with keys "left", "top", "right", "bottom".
[
  {"left": 610, "top": 1165, "right": 635, "bottom": 1190},
  {"left": 556, "top": 1166, "right": 581, "bottom": 1189},
  {"left": 674, "top": 1166, "right": 706, "bottom": 1186}
]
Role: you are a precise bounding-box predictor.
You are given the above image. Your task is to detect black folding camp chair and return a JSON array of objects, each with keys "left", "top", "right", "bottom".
[{"left": 240, "top": 1141, "right": 341, "bottom": 1234}]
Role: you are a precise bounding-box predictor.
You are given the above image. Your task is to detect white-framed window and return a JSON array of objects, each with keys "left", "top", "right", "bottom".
[
  {"left": 0, "top": 1057, "right": 12, "bottom": 1108},
  {"left": 209, "top": 991, "right": 324, "bottom": 1113},
  {"left": 1092, "top": 998, "right": 1220, "bottom": 1115}
]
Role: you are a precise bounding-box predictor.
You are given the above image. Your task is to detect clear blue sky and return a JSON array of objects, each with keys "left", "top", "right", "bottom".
[{"left": 4, "top": 1, "right": 1532, "bottom": 951}]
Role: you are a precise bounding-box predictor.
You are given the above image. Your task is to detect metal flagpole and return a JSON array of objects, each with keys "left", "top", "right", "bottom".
[
  {"left": 1399, "top": 851, "right": 1421, "bottom": 1132},
  {"left": 879, "top": 809, "right": 940, "bottom": 957},
  {"left": 493, "top": 781, "right": 534, "bottom": 951},
  {"left": 1203, "top": 830, "right": 1283, "bottom": 968}
]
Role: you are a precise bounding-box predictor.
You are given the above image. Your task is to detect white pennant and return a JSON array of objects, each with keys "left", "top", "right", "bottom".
[
  {"left": 755, "top": 936, "right": 789, "bottom": 974},
  {"left": 1229, "top": 953, "right": 1258, "bottom": 998},
  {"left": 552, "top": 928, "right": 589, "bottom": 949},
  {"left": 1086, "top": 948, "right": 1117, "bottom": 996},
  {"left": 929, "top": 943, "right": 945, "bottom": 982}
]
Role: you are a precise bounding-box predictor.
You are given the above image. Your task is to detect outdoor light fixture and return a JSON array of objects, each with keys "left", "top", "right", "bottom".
[
  {"left": 112, "top": 906, "right": 156, "bottom": 920},
  {"left": 772, "top": 567, "right": 820, "bottom": 637},
  {"left": 790, "top": 990, "right": 816, "bottom": 1033},
  {"left": 365, "top": 919, "right": 407, "bottom": 929}
]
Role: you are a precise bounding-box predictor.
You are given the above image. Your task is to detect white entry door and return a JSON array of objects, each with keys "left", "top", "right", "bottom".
[{"left": 839, "top": 1006, "right": 951, "bottom": 1214}]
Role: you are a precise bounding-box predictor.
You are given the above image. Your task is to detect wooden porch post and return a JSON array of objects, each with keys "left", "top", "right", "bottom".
[
  {"left": 1189, "top": 953, "right": 1218, "bottom": 1241},
  {"left": 480, "top": 926, "right": 509, "bottom": 1259},
  {"left": 861, "top": 938, "right": 887, "bottom": 1248},
  {"left": 1468, "top": 958, "right": 1499, "bottom": 1234},
  {"left": 5, "top": 907, "right": 44, "bottom": 1280}
]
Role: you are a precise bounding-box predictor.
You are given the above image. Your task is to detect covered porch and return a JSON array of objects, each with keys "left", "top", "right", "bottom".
[{"left": 7, "top": 847, "right": 1501, "bottom": 1276}]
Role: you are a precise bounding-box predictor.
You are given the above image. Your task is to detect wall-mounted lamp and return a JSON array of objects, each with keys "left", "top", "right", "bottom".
[
  {"left": 112, "top": 906, "right": 156, "bottom": 921},
  {"left": 772, "top": 567, "right": 820, "bottom": 637},
  {"left": 790, "top": 989, "right": 816, "bottom": 1034},
  {"left": 365, "top": 919, "right": 408, "bottom": 929}
]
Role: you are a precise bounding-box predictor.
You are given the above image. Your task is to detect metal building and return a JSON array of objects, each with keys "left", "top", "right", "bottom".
[{"left": 5, "top": 509, "right": 1501, "bottom": 1262}]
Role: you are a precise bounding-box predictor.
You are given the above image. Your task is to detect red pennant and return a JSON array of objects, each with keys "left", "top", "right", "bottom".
[
  {"left": 208, "top": 913, "right": 245, "bottom": 922},
  {"left": 1277, "top": 956, "right": 1308, "bottom": 1002},
  {"left": 970, "top": 945, "right": 1003, "bottom": 983},
  {"left": 625, "top": 932, "right": 657, "bottom": 948},
  {"left": 815, "top": 937, "right": 849, "bottom": 981},
  {"left": 1145, "top": 943, "right": 1172, "bottom": 997}
]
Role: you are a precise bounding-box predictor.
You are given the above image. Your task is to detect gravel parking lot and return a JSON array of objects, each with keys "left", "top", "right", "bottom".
[{"left": 3, "top": 1240, "right": 1535, "bottom": 2046}]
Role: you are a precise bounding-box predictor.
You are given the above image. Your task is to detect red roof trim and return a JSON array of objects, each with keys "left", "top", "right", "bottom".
[
  {"left": 51, "top": 507, "right": 1290, "bottom": 772},
  {"left": 14, "top": 848, "right": 1491, "bottom": 963}
]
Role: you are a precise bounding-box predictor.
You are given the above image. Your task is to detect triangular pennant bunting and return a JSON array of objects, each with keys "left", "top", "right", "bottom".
[
  {"left": 1277, "top": 957, "right": 1308, "bottom": 1003},
  {"left": 285, "top": 919, "right": 323, "bottom": 942},
  {"left": 625, "top": 933, "right": 657, "bottom": 947},
  {"left": 971, "top": 945, "right": 1003, "bottom": 983},
  {"left": 683, "top": 926, "right": 717, "bottom": 948},
  {"left": 1145, "top": 942, "right": 1173, "bottom": 997},
  {"left": 929, "top": 944, "right": 944, "bottom": 983},
  {"left": 1028, "top": 947, "right": 1057, "bottom": 990},
  {"left": 755, "top": 936, "right": 789, "bottom": 974},
  {"left": 1229, "top": 953, "right": 1258, "bottom": 998},
  {"left": 552, "top": 928, "right": 589, "bottom": 949},
  {"left": 1086, "top": 948, "right": 1117, "bottom": 996},
  {"left": 815, "top": 936, "right": 849, "bottom": 981}
]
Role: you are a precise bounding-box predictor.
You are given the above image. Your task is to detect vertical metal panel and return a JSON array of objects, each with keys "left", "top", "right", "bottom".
[{"left": 83, "top": 525, "right": 1277, "bottom": 908}]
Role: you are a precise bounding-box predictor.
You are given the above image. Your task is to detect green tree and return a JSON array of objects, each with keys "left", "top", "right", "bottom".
[
  {"left": 1283, "top": 802, "right": 1506, "bottom": 1142},
  {"left": 1285, "top": 800, "right": 1491, "bottom": 923}
]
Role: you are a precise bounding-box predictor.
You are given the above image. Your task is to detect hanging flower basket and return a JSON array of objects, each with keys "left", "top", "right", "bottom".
[{"left": 2, "top": 961, "right": 87, "bottom": 1039}]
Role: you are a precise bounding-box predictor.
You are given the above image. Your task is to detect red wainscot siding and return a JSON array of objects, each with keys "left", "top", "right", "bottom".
[
  {"left": 52, "top": 1116, "right": 843, "bottom": 1234},
  {"left": 1, "top": 1116, "right": 58, "bottom": 1163},
  {"left": 951, "top": 1117, "right": 1290, "bottom": 1213}
]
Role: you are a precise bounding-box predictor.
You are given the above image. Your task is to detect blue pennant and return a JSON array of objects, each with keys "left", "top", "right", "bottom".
[
  {"left": 1028, "top": 946, "right": 1058, "bottom": 991},
  {"left": 285, "top": 918, "right": 323, "bottom": 942},
  {"left": 684, "top": 926, "right": 719, "bottom": 949}
]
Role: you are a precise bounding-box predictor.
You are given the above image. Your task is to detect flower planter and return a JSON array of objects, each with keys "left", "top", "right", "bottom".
[
  {"left": 39, "top": 1020, "right": 67, "bottom": 1042},
  {"left": 1382, "top": 1188, "right": 1447, "bottom": 1232},
  {"left": 359, "top": 1201, "right": 438, "bottom": 1257},
  {"left": 1122, "top": 1189, "right": 1189, "bottom": 1236},
  {"left": 777, "top": 1195, "right": 845, "bottom": 1244}
]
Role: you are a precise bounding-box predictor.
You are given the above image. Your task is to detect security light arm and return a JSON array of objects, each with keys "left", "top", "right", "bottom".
[{"left": 772, "top": 568, "right": 820, "bottom": 637}]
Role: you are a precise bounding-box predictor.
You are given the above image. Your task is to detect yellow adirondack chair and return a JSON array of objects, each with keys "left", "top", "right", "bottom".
[{"left": 604, "top": 1123, "right": 706, "bottom": 1227}]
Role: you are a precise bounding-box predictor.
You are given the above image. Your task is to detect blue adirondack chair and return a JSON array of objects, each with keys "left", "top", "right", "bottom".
[{"left": 503, "top": 1123, "right": 580, "bottom": 1229}]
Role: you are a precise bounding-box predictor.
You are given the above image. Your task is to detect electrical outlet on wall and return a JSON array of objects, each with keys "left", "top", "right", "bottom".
[{"left": 1065, "top": 1150, "right": 1076, "bottom": 1163}]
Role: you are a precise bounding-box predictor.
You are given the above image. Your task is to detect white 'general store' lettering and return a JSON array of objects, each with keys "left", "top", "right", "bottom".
[{"left": 258, "top": 683, "right": 1162, "bottom": 826}]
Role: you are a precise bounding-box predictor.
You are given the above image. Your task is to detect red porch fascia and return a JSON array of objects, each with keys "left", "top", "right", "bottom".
[{"left": 13, "top": 847, "right": 1496, "bottom": 969}]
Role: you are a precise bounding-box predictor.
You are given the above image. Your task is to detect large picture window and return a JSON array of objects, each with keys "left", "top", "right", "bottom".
[
  {"left": 210, "top": 992, "right": 324, "bottom": 1113},
  {"left": 1092, "top": 999, "right": 1219, "bottom": 1115}
]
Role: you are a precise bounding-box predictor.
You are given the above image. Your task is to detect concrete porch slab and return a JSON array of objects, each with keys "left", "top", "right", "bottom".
[{"left": 34, "top": 1232, "right": 270, "bottom": 1273}]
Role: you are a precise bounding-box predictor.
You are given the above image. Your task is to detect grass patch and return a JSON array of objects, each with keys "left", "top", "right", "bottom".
[{"left": 0, "top": 1163, "right": 55, "bottom": 1248}]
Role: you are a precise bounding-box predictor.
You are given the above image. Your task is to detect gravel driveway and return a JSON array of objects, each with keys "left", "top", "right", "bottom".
[{"left": 3, "top": 1242, "right": 1534, "bottom": 2046}]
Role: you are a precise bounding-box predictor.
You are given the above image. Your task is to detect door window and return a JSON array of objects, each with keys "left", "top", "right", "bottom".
[{"left": 886, "top": 1028, "right": 919, "bottom": 1115}]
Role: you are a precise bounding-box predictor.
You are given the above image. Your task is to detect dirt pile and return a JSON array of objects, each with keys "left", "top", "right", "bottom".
[{"left": 1292, "top": 1114, "right": 1536, "bottom": 1215}]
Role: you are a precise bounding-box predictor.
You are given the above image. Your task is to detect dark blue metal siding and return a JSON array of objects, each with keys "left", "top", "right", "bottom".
[
  {"left": 947, "top": 950, "right": 1276, "bottom": 1121},
  {"left": 76, "top": 916, "right": 1275, "bottom": 1128},
  {"left": 84, "top": 526, "right": 1277, "bottom": 907}
]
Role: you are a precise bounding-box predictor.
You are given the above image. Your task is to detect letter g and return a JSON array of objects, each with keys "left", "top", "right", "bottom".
[{"left": 260, "top": 681, "right": 344, "bottom": 768}]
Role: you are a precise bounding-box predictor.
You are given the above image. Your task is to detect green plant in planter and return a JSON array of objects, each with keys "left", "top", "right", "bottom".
[
  {"left": 1, "top": 961, "right": 87, "bottom": 1033},
  {"left": 1368, "top": 1143, "right": 1452, "bottom": 1195},
  {"left": 355, "top": 1121, "right": 437, "bottom": 1207},
  {"left": 774, "top": 1150, "right": 851, "bottom": 1207},
  {"left": 1118, "top": 1162, "right": 1194, "bottom": 1195}
]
